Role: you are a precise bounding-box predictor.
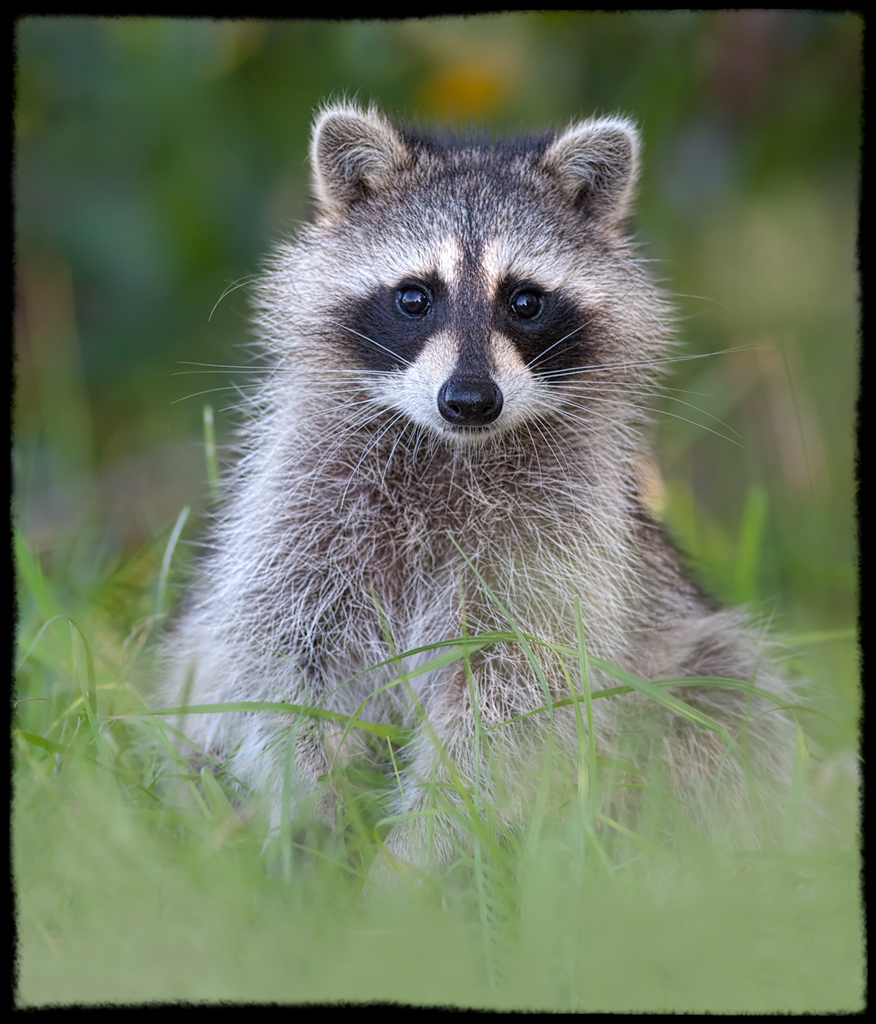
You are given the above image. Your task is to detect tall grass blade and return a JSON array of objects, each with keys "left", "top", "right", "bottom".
[
  {"left": 67, "top": 618, "right": 112, "bottom": 768},
  {"left": 142, "top": 700, "right": 403, "bottom": 741},
  {"left": 734, "top": 485, "right": 768, "bottom": 603},
  {"left": 573, "top": 596, "right": 597, "bottom": 802},
  {"left": 14, "top": 524, "right": 56, "bottom": 621},
  {"left": 156, "top": 505, "right": 190, "bottom": 617},
  {"left": 203, "top": 403, "right": 219, "bottom": 499},
  {"left": 782, "top": 719, "right": 810, "bottom": 852}
]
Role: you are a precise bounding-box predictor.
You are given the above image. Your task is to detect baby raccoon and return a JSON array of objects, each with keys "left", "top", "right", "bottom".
[{"left": 162, "top": 102, "right": 794, "bottom": 877}]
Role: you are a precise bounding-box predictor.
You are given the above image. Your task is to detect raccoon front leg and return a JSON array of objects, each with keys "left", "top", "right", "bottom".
[
  {"left": 163, "top": 640, "right": 341, "bottom": 840},
  {"left": 372, "top": 658, "right": 561, "bottom": 883},
  {"left": 377, "top": 734, "right": 488, "bottom": 881},
  {"left": 232, "top": 713, "right": 340, "bottom": 843}
]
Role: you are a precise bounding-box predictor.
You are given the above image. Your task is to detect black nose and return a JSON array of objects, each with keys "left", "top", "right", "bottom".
[{"left": 438, "top": 376, "right": 503, "bottom": 427}]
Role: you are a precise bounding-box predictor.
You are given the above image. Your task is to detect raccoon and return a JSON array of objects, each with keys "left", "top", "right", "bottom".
[{"left": 161, "top": 101, "right": 794, "bottom": 878}]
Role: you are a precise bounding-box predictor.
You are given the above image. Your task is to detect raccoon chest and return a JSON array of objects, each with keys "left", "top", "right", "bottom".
[{"left": 271, "top": 502, "right": 451, "bottom": 622}]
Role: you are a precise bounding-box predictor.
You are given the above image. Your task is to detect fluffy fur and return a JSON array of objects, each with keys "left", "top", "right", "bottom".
[{"left": 161, "top": 102, "right": 794, "bottom": 875}]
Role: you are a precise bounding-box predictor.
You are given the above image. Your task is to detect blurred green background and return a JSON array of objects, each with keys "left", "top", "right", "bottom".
[{"left": 15, "top": 13, "right": 859, "bottom": 692}]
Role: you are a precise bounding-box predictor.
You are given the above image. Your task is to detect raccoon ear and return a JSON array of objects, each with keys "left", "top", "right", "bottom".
[
  {"left": 541, "top": 116, "right": 640, "bottom": 231},
  {"left": 310, "top": 102, "right": 411, "bottom": 220}
]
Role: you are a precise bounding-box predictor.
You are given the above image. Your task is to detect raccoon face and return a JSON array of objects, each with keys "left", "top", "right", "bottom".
[
  {"left": 337, "top": 264, "right": 600, "bottom": 444},
  {"left": 302, "top": 102, "right": 648, "bottom": 446}
]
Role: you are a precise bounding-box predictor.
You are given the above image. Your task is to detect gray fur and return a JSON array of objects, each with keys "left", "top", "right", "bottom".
[{"left": 160, "top": 102, "right": 794, "bottom": 876}]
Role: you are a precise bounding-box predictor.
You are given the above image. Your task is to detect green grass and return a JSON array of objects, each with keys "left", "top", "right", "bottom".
[{"left": 13, "top": 515, "right": 862, "bottom": 1010}]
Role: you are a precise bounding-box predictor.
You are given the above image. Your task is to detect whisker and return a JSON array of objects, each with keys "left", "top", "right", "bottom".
[
  {"left": 536, "top": 370, "right": 743, "bottom": 440},
  {"left": 525, "top": 322, "right": 589, "bottom": 371},
  {"left": 176, "top": 360, "right": 269, "bottom": 372},
  {"left": 171, "top": 384, "right": 263, "bottom": 405},
  {"left": 208, "top": 275, "right": 259, "bottom": 321},
  {"left": 329, "top": 321, "right": 412, "bottom": 368}
]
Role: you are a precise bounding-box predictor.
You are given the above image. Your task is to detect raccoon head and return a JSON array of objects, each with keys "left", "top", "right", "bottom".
[{"left": 292, "top": 102, "right": 660, "bottom": 447}]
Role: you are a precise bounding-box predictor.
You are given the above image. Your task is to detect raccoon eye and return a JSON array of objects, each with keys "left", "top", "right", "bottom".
[
  {"left": 397, "top": 286, "right": 431, "bottom": 316},
  {"left": 510, "top": 290, "right": 542, "bottom": 320}
]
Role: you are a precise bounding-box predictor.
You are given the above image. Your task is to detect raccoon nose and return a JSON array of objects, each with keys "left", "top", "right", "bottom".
[{"left": 438, "top": 375, "right": 503, "bottom": 427}]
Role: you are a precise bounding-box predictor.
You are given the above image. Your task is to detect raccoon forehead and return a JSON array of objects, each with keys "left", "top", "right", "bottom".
[
  {"left": 310, "top": 212, "right": 607, "bottom": 305},
  {"left": 377, "top": 233, "right": 465, "bottom": 288},
  {"left": 322, "top": 231, "right": 577, "bottom": 297},
  {"left": 479, "top": 232, "right": 635, "bottom": 305},
  {"left": 479, "top": 236, "right": 570, "bottom": 294},
  {"left": 321, "top": 233, "right": 466, "bottom": 294}
]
